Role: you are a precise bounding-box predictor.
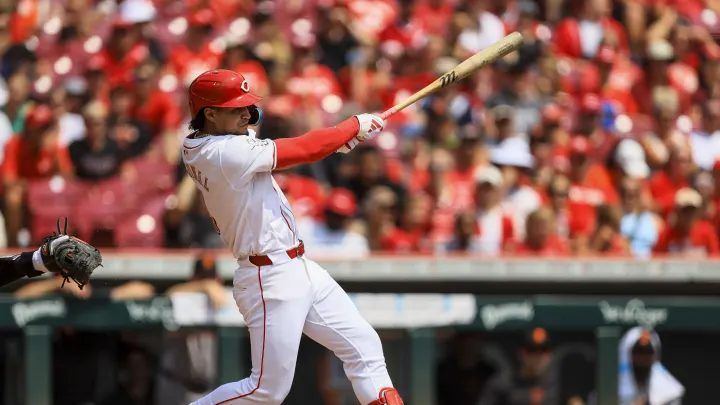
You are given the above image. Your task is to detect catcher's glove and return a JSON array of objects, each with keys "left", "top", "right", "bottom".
[{"left": 40, "top": 219, "right": 103, "bottom": 289}]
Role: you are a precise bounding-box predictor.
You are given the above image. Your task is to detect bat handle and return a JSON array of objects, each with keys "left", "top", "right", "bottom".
[{"left": 379, "top": 107, "right": 398, "bottom": 121}]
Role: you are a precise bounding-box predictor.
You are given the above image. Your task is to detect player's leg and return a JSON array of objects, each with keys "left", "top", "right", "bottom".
[
  {"left": 192, "top": 260, "right": 313, "bottom": 405},
  {"left": 300, "top": 258, "right": 403, "bottom": 405}
]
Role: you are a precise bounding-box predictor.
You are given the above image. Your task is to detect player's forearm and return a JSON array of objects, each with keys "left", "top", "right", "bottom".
[
  {"left": 0, "top": 252, "right": 44, "bottom": 287},
  {"left": 274, "top": 117, "right": 359, "bottom": 169}
]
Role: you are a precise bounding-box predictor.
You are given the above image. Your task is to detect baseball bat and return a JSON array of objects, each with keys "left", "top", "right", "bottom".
[{"left": 380, "top": 32, "right": 524, "bottom": 120}]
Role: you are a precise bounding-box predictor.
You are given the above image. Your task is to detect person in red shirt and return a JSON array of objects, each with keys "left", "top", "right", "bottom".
[
  {"left": 3, "top": 105, "right": 73, "bottom": 246},
  {"left": 380, "top": 193, "right": 433, "bottom": 253},
  {"left": 445, "top": 130, "right": 484, "bottom": 212},
  {"left": 512, "top": 207, "right": 570, "bottom": 256},
  {"left": 95, "top": 22, "right": 151, "bottom": 87},
  {"left": 131, "top": 62, "right": 183, "bottom": 141},
  {"left": 552, "top": 0, "right": 629, "bottom": 59},
  {"left": 410, "top": 0, "right": 454, "bottom": 37},
  {"left": 649, "top": 147, "right": 694, "bottom": 217},
  {"left": 654, "top": 187, "right": 720, "bottom": 256},
  {"left": 564, "top": 137, "right": 618, "bottom": 250},
  {"left": 167, "top": 9, "right": 222, "bottom": 85}
]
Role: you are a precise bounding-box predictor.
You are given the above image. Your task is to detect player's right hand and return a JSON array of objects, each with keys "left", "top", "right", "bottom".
[{"left": 355, "top": 113, "right": 384, "bottom": 142}]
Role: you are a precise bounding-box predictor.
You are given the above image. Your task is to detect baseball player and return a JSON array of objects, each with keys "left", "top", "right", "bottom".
[{"left": 183, "top": 69, "right": 403, "bottom": 405}]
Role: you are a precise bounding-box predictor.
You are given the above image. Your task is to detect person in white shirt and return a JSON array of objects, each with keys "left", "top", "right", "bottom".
[{"left": 182, "top": 69, "right": 402, "bottom": 405}]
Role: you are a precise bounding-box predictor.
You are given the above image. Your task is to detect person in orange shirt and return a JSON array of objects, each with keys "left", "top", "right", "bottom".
[
  {"left": 654, "top": 187, "right": 719, "bottom": 257},
  {"left": 3, "top": 105, "right": 73, "bottom": 246}
]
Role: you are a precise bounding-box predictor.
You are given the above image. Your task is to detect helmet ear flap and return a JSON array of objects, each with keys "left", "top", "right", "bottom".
[{"left": 248, "top": 105, "right": 263, "bottom": 125}]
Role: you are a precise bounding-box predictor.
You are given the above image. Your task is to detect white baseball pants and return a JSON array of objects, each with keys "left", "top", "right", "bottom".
[{"left": 191, "top": 257, "right": 393, "bottom": 405}]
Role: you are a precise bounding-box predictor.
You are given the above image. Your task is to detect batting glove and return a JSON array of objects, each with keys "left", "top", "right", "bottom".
[{"left": 337, "top": 113, "right": 384, "bottom": 154}]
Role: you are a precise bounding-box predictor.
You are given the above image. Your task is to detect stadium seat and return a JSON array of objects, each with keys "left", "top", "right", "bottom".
[{"left": 114, "top": 194, "right": 169, "bottom": 247}]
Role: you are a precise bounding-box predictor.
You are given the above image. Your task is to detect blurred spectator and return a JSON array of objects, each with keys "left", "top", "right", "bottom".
[
  {"left": 689, "top": 99, "right": 720, "bottom": 170},
  {"left": 107, "top": 85, "right": 152, "bottom": 158},
  {"left": 99, "top": 343, "right": 156, "bottom": 405},
  {"left": 437, "top": 332, "right": 497, "bottom": 405},
  {"left": 363, "top": 186, "right": 399, "bottom": 251},
  {"left": 0, "top": 98, "right": 13, "bottom": 165},
  {"left": 380, "top": 192, "right": 432, "bottom": 253},
  {"left": 56, "top": 77, "right": 90, "bottom": 147},
  {"left": 654, "top": 187, "right": 720, "bottom": 256},
  {"left": 455, "top": 0, "right": 505, "bottom": 56},
  {"left": 444, "top": 129, "right": 484, "bottom": 212},
  {"left": 168, "top": 9, "right": 222, "bottom": 86},
  {"left": 14, "top": 273, "right": 154, "bottom": 301},
  {"left": 466, "top": 165, "right": 514, "bottom": 255},
  {"left": 3, "top": 104, "right": 72, "bottom": 245},
  {"left": 69, "top": 101, "right": 125, "bottom": 180},
  {"left": 131, "top": 61, "right": 183, "bottom": 147},
  {"left": 640, "top": 89, "right": 688, "bottom": 169},
  {"left": 609, "top": 139, "right": 651, "bottom": 185},
  {"left": 298, "top": 188, "right": 369, "bottom": 258},
  {"left": 2, "top": 104, "right": 72, "bottom": 180},
  {"left": 617, "top": 327, "right": 684, "bottom": 405},
  {"left": 513, "top": 208, "right": 570, "bottom": 256},
  {"left": 166, "top": 253, "right": 227, "bottom": 310},
  {"left": 546, "top": 174, "right": 572, "bottom": 239},
  {"left": 447, "top": 210, "right": 477, "bottom": 253},
  {"left": 159, "top": 253, "right": 225, "bottom": 404},
  {"left": 479, "top": 328, "right": 559, "bottom": 405},
  {"left": 649, "top": 147, "right": 695, "bottom": 217},
  {"left": 343, "top": 146, "right": 406, "bottom": 206},
  {"left": 3, "top": 69, "right": 33, "bottom": 134},
  {"left": 588, "top": 204, "right": 629, "bottom": 256},
  {"left": 492, "top": 136, "right": 541, "bottom": 240},
  {"left": 693, "top": 170, "right": 716, "bottom": 223},
  {"left": 619, "top": 178, "right": 661, "bottom": 259},
  {"left": 553, "top": 0, "right": 628, "bottom": 59}
]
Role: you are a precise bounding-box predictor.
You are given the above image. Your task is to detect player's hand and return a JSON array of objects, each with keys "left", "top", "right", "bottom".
[
  {"left": 337, "top": 113, "right": 384, "bottom": 154},
  {"left": 336, "top": 137, "right": 360, "bottom": 154},
  {"left": 355, "top": 113, "right": 384, "bottom": 141}
]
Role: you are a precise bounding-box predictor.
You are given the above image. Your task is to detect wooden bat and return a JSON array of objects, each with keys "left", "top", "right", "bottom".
[{"left": 380, "top": 32, "right": 524, "bottom": 120}]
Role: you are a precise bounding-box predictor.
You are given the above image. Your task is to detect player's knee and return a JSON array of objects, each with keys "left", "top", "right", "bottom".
[
  {"left": 253, "top": 370, "right": 294, "bottom": 404},
  {"left": 253, "top": 384, "right": 291, "bottom": 405},
  {"left": 361, "top": 322, "right": 383, "bottom": 349}
]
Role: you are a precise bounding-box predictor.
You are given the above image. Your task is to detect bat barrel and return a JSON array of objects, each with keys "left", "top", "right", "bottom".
[{"left": 380, "top": 32, "right": 523, "bottom": 120}]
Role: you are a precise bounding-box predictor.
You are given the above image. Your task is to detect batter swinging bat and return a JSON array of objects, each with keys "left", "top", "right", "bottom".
[{"left": 380, "top": 31, "right": 524, "bottom": 120}]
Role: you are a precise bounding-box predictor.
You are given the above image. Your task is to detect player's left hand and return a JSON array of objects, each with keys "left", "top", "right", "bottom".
[
  {"left": 337, "top": 113, "right": 384, "bottom": 154},
  {"left": 41, "top": 219, "right": 103, "bottom": 289}
]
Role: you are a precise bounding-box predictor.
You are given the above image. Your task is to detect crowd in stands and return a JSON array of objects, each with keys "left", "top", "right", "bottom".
[{"left": 1, "top": 0, "right": 720, "bottom": 257}]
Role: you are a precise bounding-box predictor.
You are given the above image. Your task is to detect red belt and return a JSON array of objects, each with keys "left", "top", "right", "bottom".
[{"left": 248, "top": 241, "right": 305, "bottom": 266}]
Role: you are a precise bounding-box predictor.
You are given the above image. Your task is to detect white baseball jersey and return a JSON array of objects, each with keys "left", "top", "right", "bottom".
[{"left": 182, "top": 131, "right": 299, "bottom": 259}]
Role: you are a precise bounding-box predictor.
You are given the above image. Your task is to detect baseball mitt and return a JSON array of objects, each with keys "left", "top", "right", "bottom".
[{"left": 41, "top": 219, "right": 103, "bottom": 289}]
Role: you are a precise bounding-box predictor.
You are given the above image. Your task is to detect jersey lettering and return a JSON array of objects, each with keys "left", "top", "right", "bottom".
[{"left": 185, "top": 163, "right": 210, "bottom": 192}]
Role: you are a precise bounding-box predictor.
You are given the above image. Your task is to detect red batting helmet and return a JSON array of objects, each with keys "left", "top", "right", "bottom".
[{"left": 188, "top": 69, "right": 262, "bottom": 118}]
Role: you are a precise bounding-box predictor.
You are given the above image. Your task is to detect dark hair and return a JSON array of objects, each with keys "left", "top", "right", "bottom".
[{"left": 189, "top": 108, "right": 206, "bottom": 131}]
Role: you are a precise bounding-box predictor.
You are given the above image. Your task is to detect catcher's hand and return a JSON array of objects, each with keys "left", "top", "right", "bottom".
[{"left": 40, "top": 219, "right": 103, "bottom": 289}]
